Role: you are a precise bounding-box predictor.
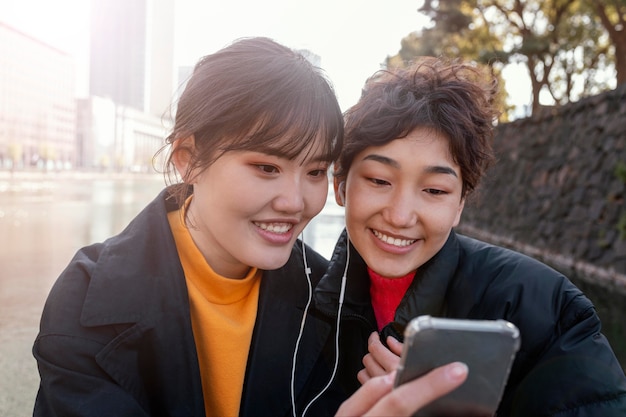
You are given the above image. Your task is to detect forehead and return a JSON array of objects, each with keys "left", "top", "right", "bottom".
[
  {"left": 360, "top": 128, "right": 453, "bottom": 161},
  {"left": 251, "top": 130, "right": 332, "bottom": 163}
]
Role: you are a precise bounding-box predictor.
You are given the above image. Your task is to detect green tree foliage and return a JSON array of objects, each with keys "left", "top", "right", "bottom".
[{"left": 387, "top": 0, "right": 621, "bottom": 118}]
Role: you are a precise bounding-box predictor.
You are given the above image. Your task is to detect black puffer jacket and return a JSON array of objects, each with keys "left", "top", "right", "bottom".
[{"left": 314, "top": 229, "right": 626, "bottom": 417}]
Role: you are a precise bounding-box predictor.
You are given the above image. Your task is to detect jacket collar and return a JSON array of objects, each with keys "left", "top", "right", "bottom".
[
  {"left": 314, "top": 229, "right": 376, "bottom": 324},
  {"left": 393, "top": 230, "right": 462, "bottom": 326},
  {"left": 70, "top": 187, "right": 205, "bottom": 416},
  {"left": 79, "top": 187, "right": 187, "bottom": 327},
  {"left": 240, "top": 241, "right": 334, "bottom": 417},
  {"left": 314, "top": 229, "right": 464, "bottom": 330}
]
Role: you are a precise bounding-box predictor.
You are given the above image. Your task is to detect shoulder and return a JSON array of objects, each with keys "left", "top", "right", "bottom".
[
  {"left": 456, "top": 234, "right": 570, "bottom": 293},
  {"left": 40, "top": 241, "right": 108, "bottom": 326},
  {"left": 454, "top": 234, "right": 594, "bottom": 336},
  {"left": 34, "top": 240, "right": 120, "bottom": 363},
  {"left": 39, "top": 189, "right": 178, "bottom": 331},
  {"left": 453, "top": 236, "right": 611, "bottom": 391}
]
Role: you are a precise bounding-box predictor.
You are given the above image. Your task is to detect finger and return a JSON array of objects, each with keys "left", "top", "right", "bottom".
[
  {"left": 368, "top": 334, "right": 401, "bottom": 373},
  {"left": 335, "top": 371, "right": 395, "bottom": 417},
  {"left": 385, "top": 335, "right": 404, "bottom": 356},
  {"left": 364, "top": 362, "right": 468, "bottom": 417},
  {"left": 362, "top": 353, "right": 387, "bottom": 378},
  {"left": 357, "top": 368, "right": 371, "bottom": 385}
]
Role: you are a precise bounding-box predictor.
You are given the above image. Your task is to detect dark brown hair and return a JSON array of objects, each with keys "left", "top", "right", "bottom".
[
  {"left": 336, "top": 56, "right": 499, "bottom": 197},
  {"left": 158, "top": 37, "right": 343, "bottom": 206}
]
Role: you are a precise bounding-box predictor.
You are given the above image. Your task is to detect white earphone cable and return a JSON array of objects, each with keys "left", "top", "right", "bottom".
[
  {"left": 300, "top": 240, "right": 350, "bottom": 417},
  {"left": 290, "top": 237, "right": 313, "bottom": 417}
]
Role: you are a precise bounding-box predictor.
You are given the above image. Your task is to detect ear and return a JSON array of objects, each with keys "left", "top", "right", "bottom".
[
  {"left": 333, "top": 177, "right": 346, "bottom": 206},
  {"left": 172, "top": 135, "right": 196, "bottom": 183},
  {"left": 452, "top": 197, "right": 466, "bottom": 227}
]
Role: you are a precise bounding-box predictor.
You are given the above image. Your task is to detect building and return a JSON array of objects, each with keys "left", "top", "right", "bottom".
[
  {"left": 76, "top": 96, "right": 170, "bottom": 172},
  {"left": 0, "top": 22, "right": 76, "bottom": 170},
  {"left": 84, "top": 0, "right": 175, "bottom": 172},
  {"left": 89, "top": 0, "right": 176, "bottom": 117}
]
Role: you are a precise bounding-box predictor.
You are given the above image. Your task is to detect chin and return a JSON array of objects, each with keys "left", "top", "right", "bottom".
[
  {"left": 254, "top": 253, "right": 293, "bottom": 271},
  {"left": 370, "top": 262, "right": 416, "bottom": 279},
  {"left": 385, "top": 271, "right": 415, "bottom": 279}
]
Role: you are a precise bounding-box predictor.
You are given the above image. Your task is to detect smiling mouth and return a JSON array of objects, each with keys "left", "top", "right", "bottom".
[
  {"left": 254, "top": 222, "right": 293, "bottom": 234},
  {"left": 372, "top": 229, "right": 416, "bottom": 247}
]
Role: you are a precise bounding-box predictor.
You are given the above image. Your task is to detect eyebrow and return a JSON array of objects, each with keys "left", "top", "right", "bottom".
[
  {"left": 363, "top": 154, "right": 400, "bottom": 168},
  {"left": 362, "top": 153, "right": 458, "bottom": 177},
  {"left": 425, "top": 165, "right": 458, "bottom": 178},
  {"left": 255, "top": 147, "right": 331, "bottom": 163}
]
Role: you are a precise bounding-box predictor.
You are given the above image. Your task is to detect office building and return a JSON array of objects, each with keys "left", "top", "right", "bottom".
[
  {"left": 0, "top": 22, "right": 76, "bottom": 170},
  {"left": 89, "top": 0, "right": 176, "bottom": 117}
]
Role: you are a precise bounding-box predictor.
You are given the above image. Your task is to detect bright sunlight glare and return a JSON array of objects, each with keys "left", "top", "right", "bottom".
[{"left": 0, "top": 0, "right": 429, "bottom": 110}]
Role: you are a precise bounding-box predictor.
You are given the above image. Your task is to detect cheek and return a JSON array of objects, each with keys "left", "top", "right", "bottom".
[
  {"left": 344, "top": 198, "right": 371, "bottom": 237},
  {"left": 305, "top": 183, "right": 329, "bottom": 216},
  {"left": 344, "top": 201, "right": 364, "bottom": 223},
  {"left": 347, "top": 185, "right": 384, "bottom": 219},
  {"left": 427, "top": 209, "right": 461, "bottom": 234}
]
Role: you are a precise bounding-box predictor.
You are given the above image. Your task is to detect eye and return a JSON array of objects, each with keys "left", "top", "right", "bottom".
[
  {"left": 309, "top": 168, "right": 328, "bottom": 178},
  {"left": 368, "top": 177, "right": 390, "bottom": 186},
  {"left": 425, "top": 188, "right": 448, "bottom": 195},
  {"left": 256, "top": 164, "right": 279, "bottom": 174}
]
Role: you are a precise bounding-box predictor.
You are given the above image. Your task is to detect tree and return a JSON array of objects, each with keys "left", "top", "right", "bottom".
[
  {"left": 389, "top": 0, "right": 506, "bottom": 65},
  {"left": 387, "top": 0, "right": 512, "bottom": 118},
  {"left": 591, "top": 0, "right": 626, "bottom": 85},
  {"left": 388, "top": 0, "right": 618, "bottom": 118}
]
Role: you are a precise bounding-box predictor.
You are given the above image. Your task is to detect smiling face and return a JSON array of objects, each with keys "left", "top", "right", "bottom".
[
  {"left": 181, "top": 137, "right": 330, "bottom": 279},
  {"left": 341, "top": 127, "right": 465, "bottom": 278}
]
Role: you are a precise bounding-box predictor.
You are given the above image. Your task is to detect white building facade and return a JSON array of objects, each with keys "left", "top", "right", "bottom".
[
  {"left": 76, "top": 97, "right": 170, "bottom": 172},
  {"left": 0, "top": 22, "right": 76, "bottom": 170}
]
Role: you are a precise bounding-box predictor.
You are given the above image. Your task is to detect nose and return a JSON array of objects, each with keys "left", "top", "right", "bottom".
[
  {"left": 272, "top": 177, "right": 305, "bottom": 213},
  {"left": 382, "top": 188, "right": 418, "bottom": 228}
]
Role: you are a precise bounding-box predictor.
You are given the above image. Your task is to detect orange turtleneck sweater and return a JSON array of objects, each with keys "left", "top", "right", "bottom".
[{"left": 168, "top": 206, "right": 261, "bottom": 417}]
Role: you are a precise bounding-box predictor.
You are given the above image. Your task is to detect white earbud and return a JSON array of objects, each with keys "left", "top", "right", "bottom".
[{"left": 338, "top": 181, "right": 346, "bottom": 205}]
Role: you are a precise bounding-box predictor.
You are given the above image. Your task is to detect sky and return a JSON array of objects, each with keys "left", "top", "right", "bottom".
[{"left": 0, "top": 0, "right": 431, "bottom": 110}]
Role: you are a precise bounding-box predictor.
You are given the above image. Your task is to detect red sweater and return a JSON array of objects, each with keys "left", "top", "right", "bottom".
[{"left": 368, "top": 267, "right": 414, "bottom": 331}]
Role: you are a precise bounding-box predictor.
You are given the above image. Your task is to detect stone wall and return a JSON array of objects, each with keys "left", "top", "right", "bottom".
[{"left": 458, "top": 83, "right": 626, "bottom": 292}]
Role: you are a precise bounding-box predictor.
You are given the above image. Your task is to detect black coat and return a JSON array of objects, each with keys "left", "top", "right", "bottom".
[
  {"left": 33, "top": 188, "right": 348, "bottom": 417},
  {"left": 314, "top": 229, "right": 626, "bottom": 417}
]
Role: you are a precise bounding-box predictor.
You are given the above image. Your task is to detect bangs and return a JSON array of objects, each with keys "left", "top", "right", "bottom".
[{"left": 221, "top": 90, "right": 343, "bottom": 163}]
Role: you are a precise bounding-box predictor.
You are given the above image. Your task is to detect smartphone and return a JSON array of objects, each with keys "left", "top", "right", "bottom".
[{"left": 394, "top": 315, "right": 520, "bottom": 417}]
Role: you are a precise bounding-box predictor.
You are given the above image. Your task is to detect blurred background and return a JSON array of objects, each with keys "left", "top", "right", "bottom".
[{"left": 1, "top": 0, "right": 625, "bottom": 415}]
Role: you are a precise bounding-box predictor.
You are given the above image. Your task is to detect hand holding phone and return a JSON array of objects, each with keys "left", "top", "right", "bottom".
[{"left": 394, "top": 315, "right": 520, "bottom": 417}]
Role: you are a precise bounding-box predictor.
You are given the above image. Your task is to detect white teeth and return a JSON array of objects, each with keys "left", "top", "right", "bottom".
[
  {"left": 373, "top": 229, "right": 416, "bottom": 247},
  {"left": 255, "top": 222, "right": 292, "bottom": 234}
]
